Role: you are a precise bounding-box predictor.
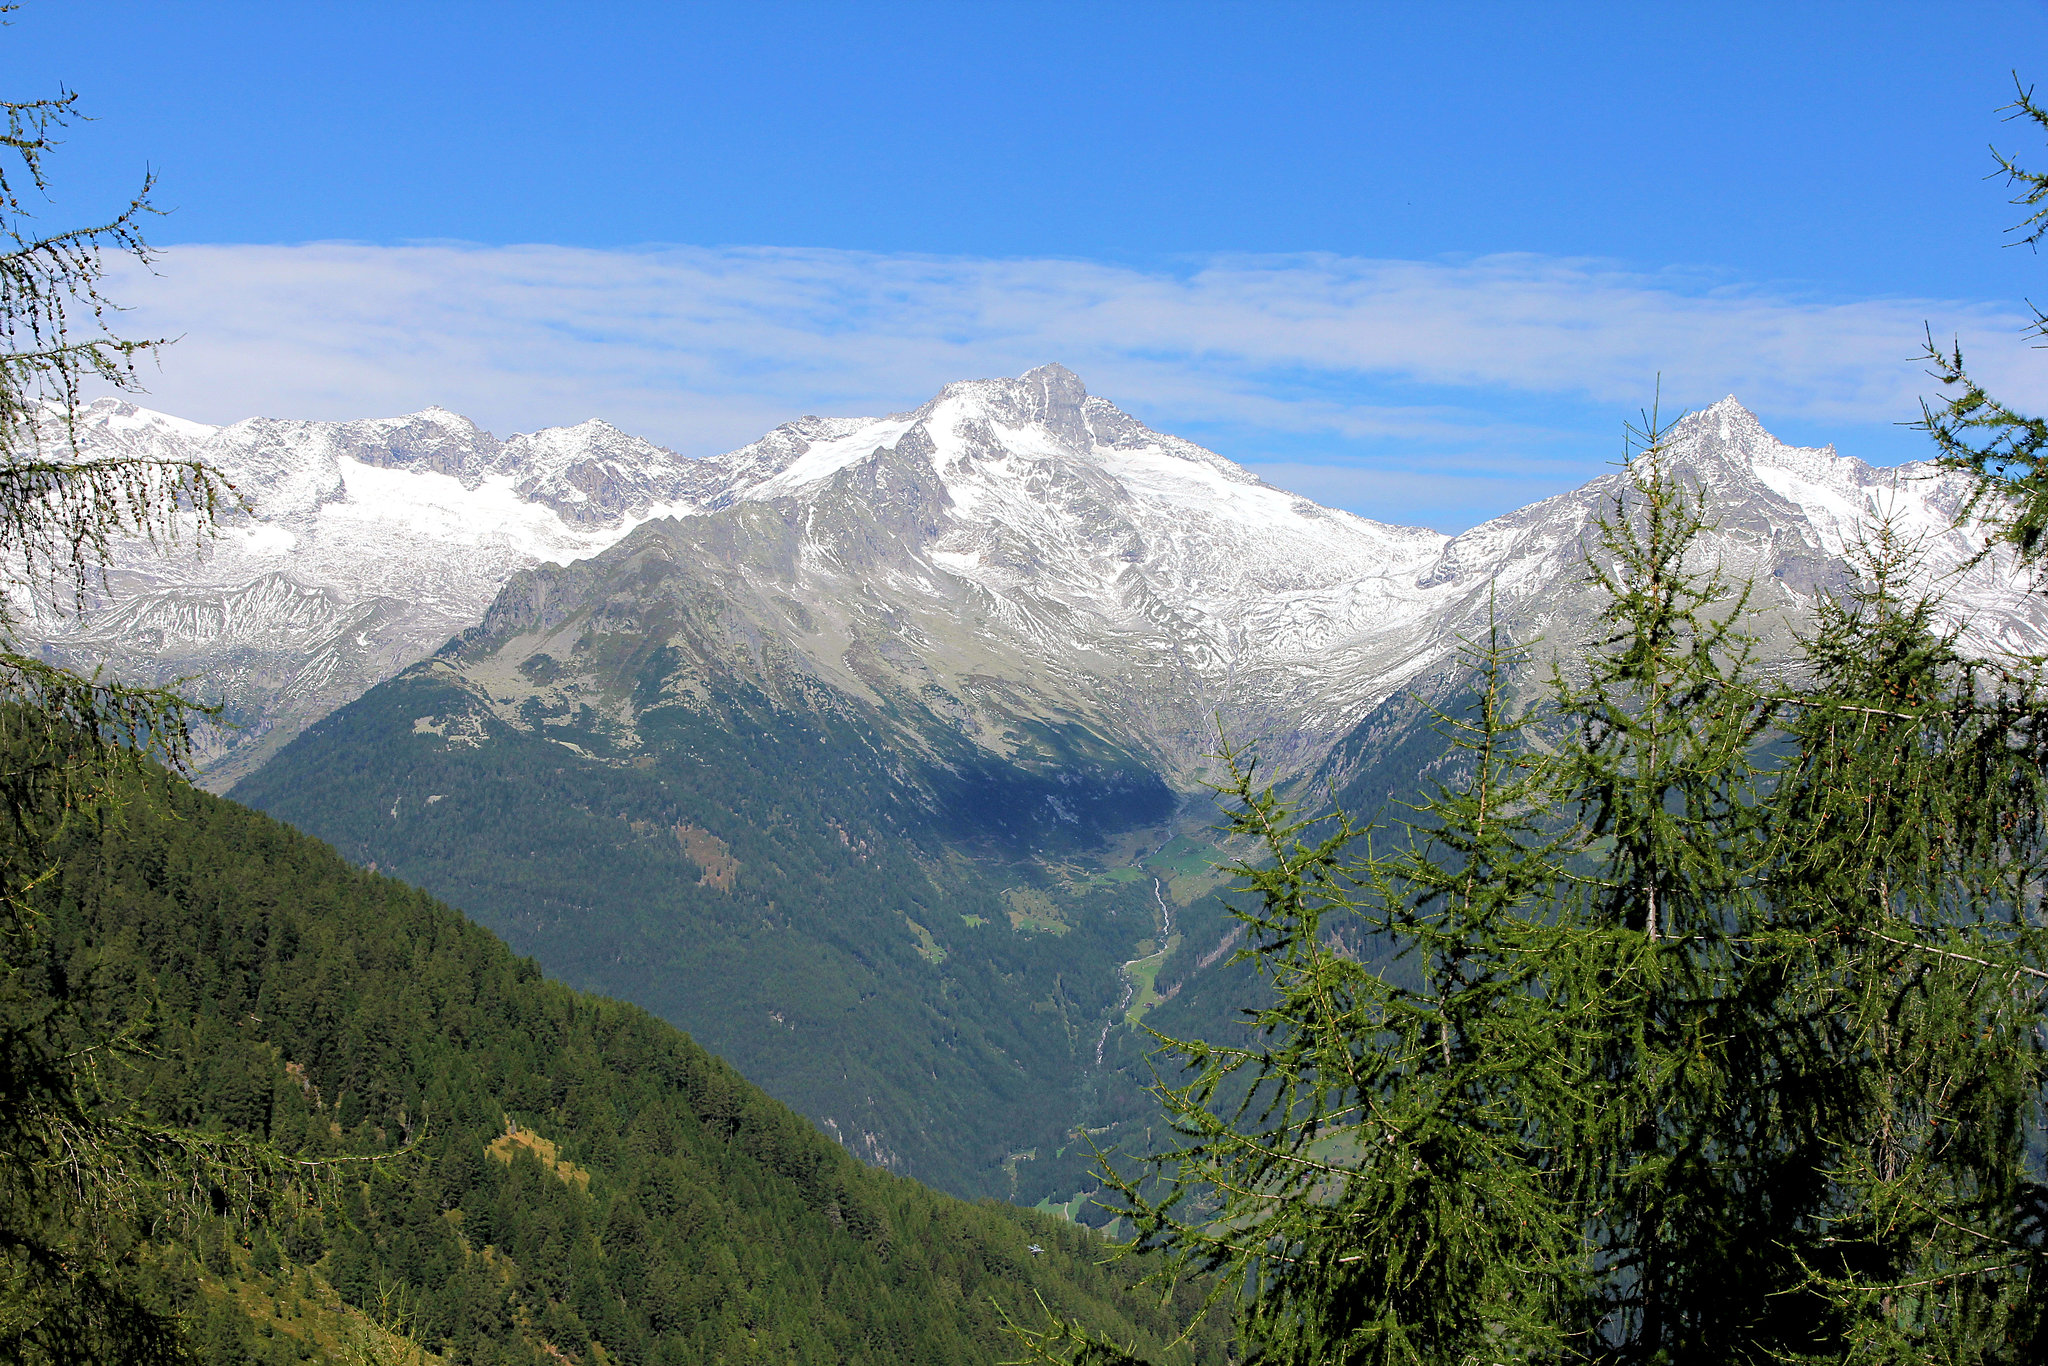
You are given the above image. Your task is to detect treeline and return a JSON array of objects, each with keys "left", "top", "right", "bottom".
[
  {"left": 232, "top": 661, "right": 1162, "bottom": 1203},
  {"left": 23, "top": 760, "right": 1224, "bottom": 1364}
]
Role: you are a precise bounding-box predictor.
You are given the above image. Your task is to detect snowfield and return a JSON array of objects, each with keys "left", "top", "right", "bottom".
[{"left": 26, "top": 365, "right": 2046, "bottom": 788}]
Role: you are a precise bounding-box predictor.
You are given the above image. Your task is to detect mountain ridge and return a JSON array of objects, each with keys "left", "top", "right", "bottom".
[
  {"left": 214, "top": 368, "right": 2048, "bottom": 1201},
  {"left": 26, "top": 748, "right": 1223, "bottom": 1363},
  {"left": 39, "top": 371, "right": 2037, "bottom": 797}
]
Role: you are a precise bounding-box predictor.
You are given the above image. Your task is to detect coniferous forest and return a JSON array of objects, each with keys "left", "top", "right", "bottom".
[
  {"left": 1036, "top": 434, "right": 2048, "bottom": 1365},
  {"left": 9, "top": 17, "right": 2048, "bottom": 1366},
  {"left": 5, "top": 759, "right": 1220, "bottom": 1364},
  {"left": 0, "top": 60, "right": 1221, "bottom": 1366}
]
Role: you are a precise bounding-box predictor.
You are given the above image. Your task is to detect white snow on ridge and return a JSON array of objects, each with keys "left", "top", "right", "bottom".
[
  {"left": 58, "top": 398, "right": 710, "bottom": 598},
  {"left": 89, "top": 404, "right": 220, "bottom": 444},
  {"left": 801, "top": 370, "right": 1461, "bottom": 682},
  {"left": 26, "top": 375, "right": 2048, "bottom": 787},
  {"left": 739, "top": 415, "right": 923, "bottom": 499},
  {"left": 324, "top": 460, "right": 630, "bottom": 562}
]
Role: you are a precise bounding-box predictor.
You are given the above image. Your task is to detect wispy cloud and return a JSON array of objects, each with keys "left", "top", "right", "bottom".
[{"left": 100, "top": 242, "right": 2043, "bottom": 528}]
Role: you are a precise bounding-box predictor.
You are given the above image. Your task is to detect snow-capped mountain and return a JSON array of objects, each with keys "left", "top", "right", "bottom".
[
  {"left": 425, "top": 370, "right": 2047, "bottom": 811},
  {"left": 1383, "top": 396, "right": 2044, "bottom": 688},
  {"left": 28, "top": 401, "right": 719, "bottom": 784},
  {"left": 213, "top": 369, "right": 2047, "bottom": 1200},
  {"left": 26, "top": 366, "right": 2044, "bottom": 791}
]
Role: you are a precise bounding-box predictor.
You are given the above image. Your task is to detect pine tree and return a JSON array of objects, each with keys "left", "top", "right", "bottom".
[
  {"left": 1028, "top": 410, "right": 2047, "bottom": 1366},
  {"left": 1915, "top": 79, "right": 2048, "bottom": 568},
  {"left": 1759, "top": 520, "right": 2048, "bottom": 1361},
  {"left": 1020, "top": 78, "right": 2048, "bottom": 1366},
  {"left": 0, "top": 57, "right": 300, "bottom": 1366},
  {"left": 1014, "top": 614, "right": 1576, "bottom": 1366},
  {"left": 1830, "top": 71, "right": 2048, "bottom": 1360},
  {"left": 1540, "top": 410, "right": 1784, "bottom": 1361}
]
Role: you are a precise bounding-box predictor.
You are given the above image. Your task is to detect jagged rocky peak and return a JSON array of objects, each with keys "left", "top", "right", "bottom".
[
  {"left": 63, "top": 398, "right": 221, "bottom": 463},
  {"left": 504, "top": 416, "right": 653, "bottom": 463},
  {"left": 75, "top": 396, "right": 724, "bottom": 526},
  {"left": 1653, "top": 395, "right": 1845, "bottom": 488},
  {"left": 499, "top": 418, "right": 712, "bottom": 525},
  {"left": 715, "top": 365, "right": 1277, "bottom": 514},
  {"left": 1673, "top": 394, "right": 1772, "bottom": 445},
  {"left": 707, "top": 414, "right": 879, "bottom": 496},
  {"left": 931, "top": 361, "right": 1095, "bottom": 453},
  {"left": 1426, "top": 397, "right": 1907, "bottom": 599},
  {"left": 1643, "top": 396, "right": 1961, "bottom": 551},
  {"left": 38, "top": 374, "right": 2048, "bottom": 795},
  {"left": 74, "top": 395, "right": 218, "bottom": 434},
  {"left": 319, "top": 406, "right": 505, "bottom": 484},
  {"left": 891, "top": 364, "right": 1262, "bottom": 494}
]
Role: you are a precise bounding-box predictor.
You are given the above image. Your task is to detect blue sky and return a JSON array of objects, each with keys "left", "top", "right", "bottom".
[{"left": 16, "top": 1, "right": 2048, "bottom": 529}]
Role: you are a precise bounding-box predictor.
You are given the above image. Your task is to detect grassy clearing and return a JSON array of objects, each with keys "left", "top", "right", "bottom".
[
  {"left": 1144, "top": 837, "right": 1237, "bottom": 906},
  {"left": 959, "top": 913, "right": 988, "bottom": 927},
  {"left": 1033, "top": 1192, "right": 1087, "bottom": 1221},
  {"left": 904, "top": 915, "right": 948, "bottom": 963},
  {"left": 1001, "top": 1147, "right": 1039, "bottom": 1193},
  {"left": 674, "top": 821, "right": 740, "bottom": 891},
  {"left": 486, "top": 1124, "right": 591, "bottom": 1191},
  {"left": 1145, "top": 836, "right": 1220, "bottom": 879},
  {"left": 1005, "top": 886, "right": 1070, "bottom": 935},
  {"left": 1167, "top": 872, "right": 1228, "bottom": 907},
  {"left": 1124, "top": 933, "right": 1183, "bottom": 1025},
  {"left": 1056, "top": 864, "right": 1144, "bottom": 892},
  {"left": 199, "top": 1253, "right": 445, "bottom": 1365}
]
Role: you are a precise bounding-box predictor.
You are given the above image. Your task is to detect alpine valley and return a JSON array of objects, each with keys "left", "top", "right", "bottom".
[{"left": 39, "top": 365, "right": 2048, "bottom": 1205}]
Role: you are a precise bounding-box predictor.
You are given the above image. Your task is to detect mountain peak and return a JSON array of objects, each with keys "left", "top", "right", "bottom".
[
  {"left": 929, "top": 364, "right": 1091, "bottom": 434},
  {"left": 1653, "top": 396, "right": 1814, "bottom": 486},
  {"left": 1667, "top": 395, "right": 1765, "bottom": 445},
  {"left": 1658, "top": 397, "right": 1861, "bottom": 485},
  {"left": 933, "top": 362, "right": 1087, "bottom": 416},
  {"left": 38, "top": 372, "right": 2048, "bottom": 803},
  {"left": 1014, "top": 362, "right": 1090, "bottom": 450},
  {"left": 74, "top": 396, "right": 221, "bottom": 441},
  {"left": 1018, "top": 361, "right": 1086, "bottom": 401},
  {"left": 1021, "top": 361, "right": 1080, "bottom": 381}
]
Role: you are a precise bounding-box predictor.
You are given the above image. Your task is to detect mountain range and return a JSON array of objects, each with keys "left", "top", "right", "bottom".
[
  {"left": 35, "top": 366, "right": 2047, "bottom": 1202},
  {"left": 44, "top": 366, "right": 2038, "bottom": 793}
]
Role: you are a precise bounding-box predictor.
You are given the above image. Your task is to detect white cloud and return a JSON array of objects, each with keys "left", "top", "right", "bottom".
[{"left": 94, "top": 241, "right": 2045, "bottom": 520}]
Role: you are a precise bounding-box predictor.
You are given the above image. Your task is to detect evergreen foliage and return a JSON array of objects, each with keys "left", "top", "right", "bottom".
[
  {"left": 1756, "top": 522, "right": 2048, "bottom": 1359},
  {"left": 1918, "top": 79, "right": 2048, "bottom": 563},
  {"left": 1539, "top": 423, "right": 1783, "bottom": 1354},
  {"left": 0, "top": 49, "right": 282, "bottom": 1366},
  {"left": 1024, "top": 412, "right": 2048, "bottom": 1364},
  {"left": 1058, "top": 617, "right": 1575, "bottom": 1366},
  {"left": 22, "top": 755, "right": 1226, "bottom": 1365}
]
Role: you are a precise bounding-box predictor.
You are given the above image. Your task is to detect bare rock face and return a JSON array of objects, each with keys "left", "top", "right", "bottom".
[
  {"left": 27, "top": 376, "right": 2044, "bottom": 794},
  {"left": 24, "top": 400, "right": 718, "bottom": 786},
  {"left": 76, "top": 371, "right": 2047, "bottom": 1203}
]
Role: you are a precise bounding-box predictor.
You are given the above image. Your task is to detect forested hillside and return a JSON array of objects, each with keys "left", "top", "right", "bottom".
[
  {"left": 26, "top": 764, "right": 1223, "bottom": 1364},
  {"left": 231, "top": 610, "right": 1173, "bottom": 1203}
]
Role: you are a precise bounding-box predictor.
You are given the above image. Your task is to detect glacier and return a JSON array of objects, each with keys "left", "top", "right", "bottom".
[{"left": 24, "top": 364, "right": 2046, "bottom": 791}]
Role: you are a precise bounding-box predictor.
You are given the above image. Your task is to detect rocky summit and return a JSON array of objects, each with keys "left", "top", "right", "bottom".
[
  {"left": 58, "top": 366, "right": 2048, "bottom": 1201},
  {"left": 29, "top": 366, "right": 2042, "bottom": 795}
]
